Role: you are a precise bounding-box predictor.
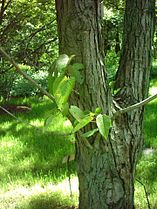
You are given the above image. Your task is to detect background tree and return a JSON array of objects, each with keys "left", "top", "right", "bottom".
[
  {"left": 55, "top": 1, "right": 155, "bottom": 209},
  {"left": 0, "top": 0, "right": 58, "bottom": 99}
]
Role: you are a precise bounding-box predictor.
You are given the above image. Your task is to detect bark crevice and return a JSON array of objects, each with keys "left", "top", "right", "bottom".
[{"left": 55, "top": 0, "right": 155, "bottom": 208}]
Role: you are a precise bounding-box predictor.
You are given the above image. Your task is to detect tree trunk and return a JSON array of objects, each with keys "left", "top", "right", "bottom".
[{"left": 55, "top": 0, "right": 155, "bottom": 208}]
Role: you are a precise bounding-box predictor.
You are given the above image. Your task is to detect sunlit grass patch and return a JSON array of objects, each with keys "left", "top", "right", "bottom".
[
  {"left": 0, "top": 97, "right": 76, "bottom": 193},
  {"left": 149, "top": 78, "right": 157, "bottom": 95},
  {"left": 135, "top": 183, "right": 148, "bottom": 209},
  {"left": 0, "top": 78, "right": 157, "bottom": 208},
  {"left": 0, "top": 178, "right": 78, "bottom": 209},
  {"left": 135, "top": 79, "right": 157, "bottom": 208},
  {"left": 135, "top": 151, "right": 157, "bottom": 208},
  {"left": 144, "top": 101, "right": 157, "bottom": 149},
  {"left": 149, "top": 86, "right": 157, "bottom": 95}
]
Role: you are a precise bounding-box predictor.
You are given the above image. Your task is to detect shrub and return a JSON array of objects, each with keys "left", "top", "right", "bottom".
[
  {"left": 150, "top": 60, "right": 157, "bottom": 78},
  {"left": 105, "top": 50, "right": 119, "bottom": 80},
  {"left": 0, "top": 67, "right": 16, "bottom": 100},
  {"left": 10, "top": 67, "right": 48, "bottom": 97}
]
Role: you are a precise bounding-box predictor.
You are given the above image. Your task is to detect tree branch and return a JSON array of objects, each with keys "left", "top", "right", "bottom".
[
  {"left": 0, "top": 105, "right": 73, "bottom": 137},
  {"left": 113, "top": 93, "right": 157, "bottom": 118},
  {"left": 0, "top": 0, "right": 12, "bottom": 24},
  {"left": 33, "top": 38, "right": 57, "bottom": 54},
  {"left": 0, "top": 46, "right": 56, "bottom": 103},
  {"left": 0, "top": 105, "right": 38, "bottom": 129},
  {"left": 29, "top": 19, "right": 55, "bottom": 39},
  {"left": 4, "top": 0, "right": 12, "bottom": 10},
  {"left": 0, "top": 0, "right": 5, "bottom": 23}
]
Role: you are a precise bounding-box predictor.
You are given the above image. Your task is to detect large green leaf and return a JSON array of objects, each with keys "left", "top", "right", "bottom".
[
  {"left": 52, "top": 74, "right": 65, "bottom": 95},
  {"left": 81, "top": 128, "right": 99, "bottom": 138},
  {"left": 67, "top": 55, "right": 76, "bottom": 65},
  {"left": 96, "top": 114, "right": 112, "bottom": 139},
  {"left": 73, "top": 115, "right": 94, "bottom": 133},
  {"left": 54, "top": 54, "right": 76, "bottom": 73},
  {"left": 69, "top": 105, "right": 85, "bottom": 121},
  {"left": 54, "top": 76, "right": 75, "bottom": 110},
  {"left": 48, "top": 76, "right": 55, "bottom": 95},
  {"left": 44, "top": 111, "right": 61, "bottom": 128},
  {"left": 44, "top": 111, "right": 72, "bottom": 132},
  {"left": 55, "top": 54, "right": 70, "bottom": 73},
  {"left": 61, "top": 102, "right": 69, "bottom": 116},
  {"left": 48, "top": 61, "right": 58, "bottom": 77}
]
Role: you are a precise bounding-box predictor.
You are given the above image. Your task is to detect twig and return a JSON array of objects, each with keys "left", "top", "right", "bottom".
[
  {"left": 33, "top": 38, "right": 57, "bottom": 54},
  {"left": 113, "top": 92, "right": 157, "bottom": 118},
  {"left": 0, "top": 46, "right": 56, "bottom": 103},
  {"left": 29, "top": 19, "right": 55, "bottom": 39},
  {"left": 0, "top": 105, "right": 74, "bottom": 137},
  {"left": 136, "top": 179, "right": 151, "bottom": 209},
  {"left": 0, "top": 105, "right": 38, "bottom": 129}
]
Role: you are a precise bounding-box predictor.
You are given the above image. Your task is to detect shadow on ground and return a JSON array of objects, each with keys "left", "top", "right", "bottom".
[
  {"left": 0, "top": 97, "right": 76, "bottom": 184},
  {"left": 20, "top": 192, "right": 78, "bottom": 209}
]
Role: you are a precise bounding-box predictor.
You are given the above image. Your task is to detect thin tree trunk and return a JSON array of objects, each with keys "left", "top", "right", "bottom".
[{"left": 55, "top": 0, "right": 155, "bottom": 208}]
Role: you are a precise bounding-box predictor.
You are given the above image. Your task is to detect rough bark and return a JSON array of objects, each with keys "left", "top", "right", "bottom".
[
  {"left": 55, "top": 0, "right": 111, "bottom": 113},
  {"left": 110, "top": 1, "right": 155, "bottom": 208},
  {"left": 55, "top": 0, "right": 155, "bottom": 209}
]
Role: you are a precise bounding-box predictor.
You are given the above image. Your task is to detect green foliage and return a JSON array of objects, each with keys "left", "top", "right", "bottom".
[
  {"left": 49, "top": 54, "right": 70, "bottom": 75},
  {"left": 0, "top": 0, "right": 58, "bottom": 66},
  {"left": 103, "top": 2, "right": 123, "bottom": 56},
  {"left": 81, "top": 128, "right": 99, "bottom": 138},
  {"left": 46, "top": 54, "right": 113, "bottom": 141},
  {"left": 54, "top": 76, "right": 75, "bottom": 111},
  {"left": 69, "top": 106, "right": 85, "bottom": 122},
  {"left": 51, "top": 74, "right": 65, "bottom": 95},
  {"left": 10, "top": 68, "right": 48, "bottom": 97},
  {"left": 44, "top": 111, "right": 61, "bottom": 128},
  {"left": 73, "top": 114, "right": 94, "bottom": 133},
  {"left": 150, "top": 60, "right": 157, "bottom": 78},
  {"left": 105, "top": 50, "right": 119, "bottom": 80},
  {"left": 48, "top": 54, "right": 84, "bottom": 115},
  {"left": 44, "top": 109, "right": 72, "bottom": 131},
  {"left": 0, "top": 67, "right": 16, "bottom": 99},
  {"left": 95, "top": 107, "right": 102, "bottom": 114},
  {"left": 46, "top": 55, "right": 114, "bottom": 141},
  {"left": 0, "top": 0, "right": 58, "bottom": 98},
  {"left": 96, "top": 114, "right": 112, "bottom": 139}
]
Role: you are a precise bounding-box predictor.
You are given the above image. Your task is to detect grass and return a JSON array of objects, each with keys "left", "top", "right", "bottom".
[
  {"left": 135, "top": 80, "right": 157, "bottom": 209},
  {"left": 0, "top": 97, "right": 77, "bottom": 208},
  {"left": 0, "top": 80, "right": 157, "bottom": 208}
]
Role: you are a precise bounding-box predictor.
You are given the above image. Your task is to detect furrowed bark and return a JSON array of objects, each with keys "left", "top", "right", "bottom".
[
  {"left": 111, "top": 0, "right": 155, "bottom": 208},
  {"left": 55, "top": 0, "right": 155, "bottom": 208},
  {"left": 55, "top": 0, "right": 111, "bottom": 112}
]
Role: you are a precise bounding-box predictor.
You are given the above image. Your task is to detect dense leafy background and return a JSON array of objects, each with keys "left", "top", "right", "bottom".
[
  {"left": 0, "top": 0, "right": 58, "bottom": 98},
  {"left": 0, "top": 0, "right": 157, "bottom": 99}
]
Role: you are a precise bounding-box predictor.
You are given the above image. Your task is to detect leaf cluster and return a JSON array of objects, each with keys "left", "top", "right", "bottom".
[{"left": 45, "top": 55, "right": 112, "bottom": 141}]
